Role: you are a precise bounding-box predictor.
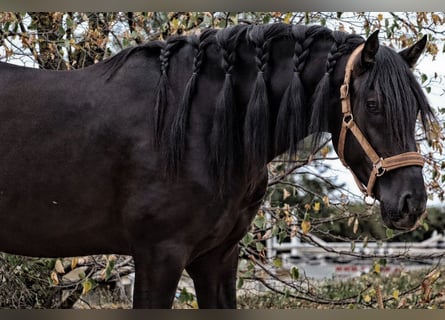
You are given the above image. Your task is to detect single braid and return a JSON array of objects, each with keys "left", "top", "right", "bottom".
[
  {"left": 291, "top": 26, "right": 305, "bottom": 73},
  {"left": 210, "top": 25, "right": 245, "bottom": 194},
  {"left": 274, "top": 25, "right": 309, "bottom": 156},
  {"left": 244, "top": 24, "right": 289, "bottom": 182},
  {"left": 167, "top": 30, "right": 218, "bottom": 177},
  {"left": 308, "top": 29, "right": 365, "bottom": 150},
  {"left": 152, "top": 37, "right": 184, "bottom": 148}
]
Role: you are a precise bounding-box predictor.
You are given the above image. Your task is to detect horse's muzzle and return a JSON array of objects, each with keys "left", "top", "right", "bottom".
[{"left": 380, "top": 191, "right": 427, "bottom": 231}]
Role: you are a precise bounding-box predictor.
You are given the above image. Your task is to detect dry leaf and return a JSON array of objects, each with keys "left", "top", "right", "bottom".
[
  {"left": 283, "top": 188, "right": 291, "bottom": 200},
  {"left": 322, "top": 195, "right": 330, "bottom": 208},
  {"left": 353, "top": 218, "right": 359, "bottom": 234},
  {"left": 71, "top": 257, "right": 78, "bottom": 270},
  {"left": 50, "top": 271, "right": 59, "bottom": 285},
  {"left": 375, "top": 285, "right": 384, "bottom": 309},
  {"left": 55, "top": 259, "right": 65, "bottom": 274},
  {"left": 301, "top": 220, "right": 311, "bottom": 235}
]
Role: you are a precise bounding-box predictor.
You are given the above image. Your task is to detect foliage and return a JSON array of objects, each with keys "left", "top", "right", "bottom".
[
  {"left": 237, "top": 266, "right": 445, "bottom": 309},
  {"left": 0, "top": 254, "right": 58, "bottom": 308},
  {"left": 0, "top": 11, "right": 445, "bottom": 308}
]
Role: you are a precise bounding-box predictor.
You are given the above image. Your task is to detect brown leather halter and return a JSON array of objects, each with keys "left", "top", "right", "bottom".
[{"left": 337, "top": 44, "right": 425, "bottom": 199}]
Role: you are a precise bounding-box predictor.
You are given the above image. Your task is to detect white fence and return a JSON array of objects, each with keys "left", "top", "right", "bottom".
[{"left": 266, "top": 230, "right": 445, "bottom": 259}]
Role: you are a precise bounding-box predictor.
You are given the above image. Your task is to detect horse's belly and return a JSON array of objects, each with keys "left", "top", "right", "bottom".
[{"left": 0, "top": 151, "right": 130, "bottom": 257}]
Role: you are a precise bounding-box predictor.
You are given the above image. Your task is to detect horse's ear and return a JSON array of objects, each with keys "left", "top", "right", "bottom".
[
  {"left": 361, "top": 30, "right": 380, "bottom": 67},
  {"left": 399, "top": 35, "right": 427, "bottom": 68}
]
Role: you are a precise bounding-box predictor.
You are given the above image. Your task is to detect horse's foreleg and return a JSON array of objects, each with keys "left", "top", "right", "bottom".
[
  {"left": 186, "top": 243, "right": 239, "bottom": 309},
  {"left": 132, "top": 246, "right": 185, "bottom": 308}
]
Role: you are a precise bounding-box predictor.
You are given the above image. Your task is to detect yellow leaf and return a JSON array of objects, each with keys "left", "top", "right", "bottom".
[
  {"left": 392, "top": 289, "right": 400, "bottom": 300},
  {"left": 377, "top": 13, "right": 384, "bottom": 21},
  {"left": 374, "top": 263, "right": 381, "bottom": 274},
  {"left": 363, "top": 294, "right": 371, "bottom": 303},
  {"left": 283, "top": 188, "right": 291, "bottom": 200},
  {"left": 301, "top": 220, "right": 311, "bottom": 235},
  {"left": 55, "top": 259, "right": 65, "bottom": 274},
  {"left": 425, "top": 269, "right": 441, "bottom": 282},
  {"left": 313, "top": 202, "right": 320, "bottom": 212},
  {"left": 82, "top": 279, "right": 95, "bottom": 295},
  {"left": 71, "top": 257, "right": 78, "bottom": 270},
  {"left": 320, "top": 146, "right": 329, "bottom": 158},
  {"left": 50, "top": 271, "right": 59, "bottom": 285},
  {"left": 283, "top": 12, "right": 292, "bottom": 24},
  {"left": 191, "top": 300, "right": 199, "bottom": 309}
]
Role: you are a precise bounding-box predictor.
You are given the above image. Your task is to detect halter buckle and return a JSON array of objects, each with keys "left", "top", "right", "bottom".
[{"left": 340, "top": 83, "right": 349, "bottom": 99}]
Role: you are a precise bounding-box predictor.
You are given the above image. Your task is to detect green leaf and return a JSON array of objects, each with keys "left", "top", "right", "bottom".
[
  {"left": 254, "top": 215, "right": 266, "bottom": 229},
  {"left": 272, "top": 225, "right": 279, "bottom": 237},
  {"left": 379, "top": 258, "right": 387, "bottom": 266},
  {"left": 290, "top": 266, "right": 299, "bottom": 280},
  {"left": 277, "top": 219, "right": 287, "bottom": 231},
  {"left": 278, "top": 231, "right": 287, "bottom": 244},
  {"left": 363, "top": 236, "right": 369, "bottom": 248},
  {"left": 177, "top": 287, "right": 195, "bottom": 304},
  {"left": 273, "top": 258, "right": 283, "bottom": 268},
  {"left": 103, "top": 258, "right": 116, "bottom": 281},
  {"left": 255, "top": 242, "right": 265, "bottom": 252},
  {"left": 65, "top": 16, "right": 73, "bottom": 28},
  {"left": 82, "top": 278, "right": 96, "bottom": 295},
  {"left": 386, "top": 228, "right": 394, "bottom": 239},
  {"left": 242, "top": 232, "right": 254, "bottom": 247},
  {"left": 237, "top": 277, "right": 244, "bottom": 289}
]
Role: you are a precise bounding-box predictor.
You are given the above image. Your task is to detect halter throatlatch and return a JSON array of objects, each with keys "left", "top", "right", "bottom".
[{"left": 338, "top": 44, "right": 425, "bottom": 199}]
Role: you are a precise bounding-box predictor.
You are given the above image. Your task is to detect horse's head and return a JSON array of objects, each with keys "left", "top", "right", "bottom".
[{"left": 330, "top": 31, "right": 434, "bottom": 231}]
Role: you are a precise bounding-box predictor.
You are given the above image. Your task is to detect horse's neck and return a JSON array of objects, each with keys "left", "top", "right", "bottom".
[{"left": 262, "top": 39, "right": 333, "bottom": 159}]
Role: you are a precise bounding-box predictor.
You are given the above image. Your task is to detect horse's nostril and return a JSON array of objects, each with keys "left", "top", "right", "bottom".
[{"left": 400, "top": 192, "right": 412, "bottom": 213}]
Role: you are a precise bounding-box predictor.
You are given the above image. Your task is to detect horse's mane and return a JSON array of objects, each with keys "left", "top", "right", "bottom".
[
  {"left": 99, "top": 23, "right": 435, "bottom": 194},
  {"left": 101, "top": 41, "right": 165, "bottom": 80}
]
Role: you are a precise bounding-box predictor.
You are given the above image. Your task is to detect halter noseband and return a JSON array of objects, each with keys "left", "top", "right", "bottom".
[{"left": 338, "top": 44, "right": 425, "bottom": 199}]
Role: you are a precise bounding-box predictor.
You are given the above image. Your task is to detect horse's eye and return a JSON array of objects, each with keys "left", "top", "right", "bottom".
[{"left": 366, "top": 100, "right": 379, "bottom": 113}]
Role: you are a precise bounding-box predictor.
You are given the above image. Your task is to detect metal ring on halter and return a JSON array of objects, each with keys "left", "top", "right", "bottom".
[
  {"left": 374, "top": 158, "right": 386, "bottom": 177},
  {"left": 343, "top": 114, "right": 354, "bottom": 125}
]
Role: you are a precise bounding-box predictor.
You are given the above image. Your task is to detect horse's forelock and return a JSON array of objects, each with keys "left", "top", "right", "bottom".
[{"left": 358, "top": 46, "right": 434, "bottom": 149}]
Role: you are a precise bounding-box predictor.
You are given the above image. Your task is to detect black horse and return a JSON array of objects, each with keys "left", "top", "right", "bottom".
[{"left": 0, "top": 23, "right": 435, "bottom": 308}]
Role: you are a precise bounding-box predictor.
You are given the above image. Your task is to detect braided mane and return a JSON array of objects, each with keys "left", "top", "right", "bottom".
[{"left": 101, "top": 23, "right": 382, "bottom": 193}]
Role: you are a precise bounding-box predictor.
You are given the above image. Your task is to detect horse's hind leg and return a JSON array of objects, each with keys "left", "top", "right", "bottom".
[
  {"left": 186, "top": 243, "right": 239, "bottom": 308},
  {"left": 132, "top": 247, "right": 185, "bottom": 308}
]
